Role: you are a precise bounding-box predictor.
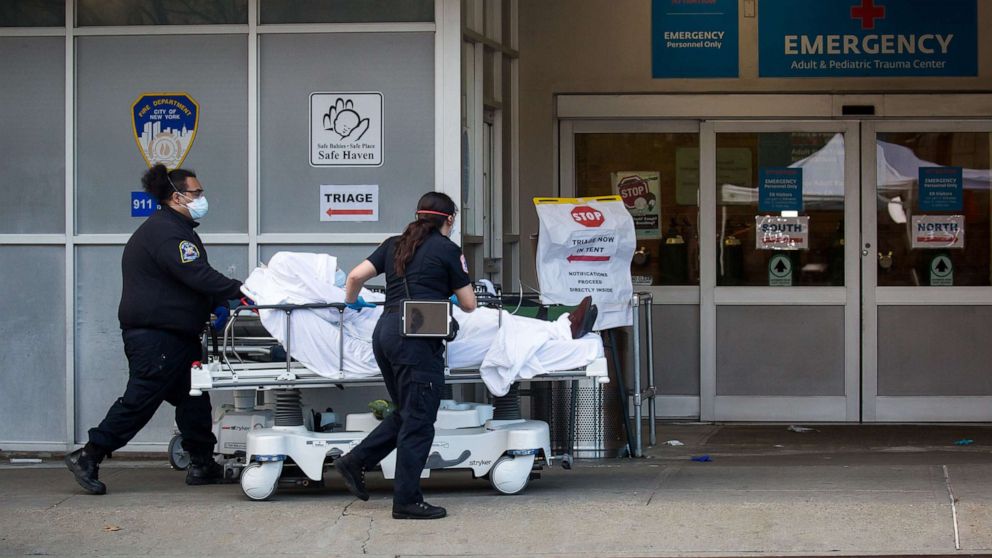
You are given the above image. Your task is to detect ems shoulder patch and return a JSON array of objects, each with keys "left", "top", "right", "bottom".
[
  {"left": 460, "top": 254, "right": 469, "bottom": 274},
  {"left": 179, "top": 240, "right": 200, "bottom": 263}
]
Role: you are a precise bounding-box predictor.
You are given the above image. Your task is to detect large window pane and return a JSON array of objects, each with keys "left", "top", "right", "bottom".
[
  {"left": 260, "top": 0, "right": 433, "bottom": 24},
  {"left": 0, "top": 0, "right": 64, "bottom": 26},
  {"left": 75, "top": 35, "right": 247, "bottom": 234},
  {"left": 76, "top": 0, "right": 247, "bottom": 26},
  {"left": 715, "top": 132, "right": 845, "bottom": 287},
  {"left": 0, "top": 247, "right": 66, "bottom": 442},
  {"left": 0, "top": 38, "right": 65, "bottom": 233},
  {"left": 258, "top": 33, "right": 433, "bottom": 234},
  {"left": 574, "top": 133, "right": 700, "bottom": 286},
  {"left": 875, "top": 132, "right": 991, "bottom": 287}
]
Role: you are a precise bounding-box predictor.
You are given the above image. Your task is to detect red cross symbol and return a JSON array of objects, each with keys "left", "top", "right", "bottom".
[{"left": 851, "top": 0, "right": 886, "bottom": 30}]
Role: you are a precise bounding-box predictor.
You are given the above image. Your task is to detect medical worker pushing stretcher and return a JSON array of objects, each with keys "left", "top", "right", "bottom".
[
  {"left": 336, "top": 192, "right": 476, "bottom": 520},
  {"left": 65, "top": 164, "right": 243, "bottom": 494}
]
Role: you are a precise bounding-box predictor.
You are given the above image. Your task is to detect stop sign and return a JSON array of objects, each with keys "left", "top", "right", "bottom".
[{"left": 570, "top": 206, "right": 605, "bottom": 227}]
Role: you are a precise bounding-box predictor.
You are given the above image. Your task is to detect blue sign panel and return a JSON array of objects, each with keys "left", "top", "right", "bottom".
[
  {"left": 919, "top": 167, "right": 963, "bottom": 212},
  {"left": 759, "top": 0, "right": 978, "bottom": 77},
  {"left": 651, "top": 0, "right": 739, "bottom": 78},
  {"left": 131, "top": 93, "right": 199, "bottom": 170},
  {"left": 759, "top": 168, "right": 803, "bottom": 212},
  {"left": 131, "top": 191, "right": 159, "bottom": 217}
]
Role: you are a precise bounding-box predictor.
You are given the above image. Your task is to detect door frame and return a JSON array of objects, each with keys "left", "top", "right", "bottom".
[
  {"left": 702, "top": 120, "right": 861, "bottom": 422},
  {"left": 861, "top": 119, "right": 992, "bottom": 422},
  {"left": 559, "top": 119, "right": 702, "bottom": 418}
]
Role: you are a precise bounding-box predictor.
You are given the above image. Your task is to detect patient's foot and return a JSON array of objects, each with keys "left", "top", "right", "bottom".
[
  {"left": 392, "top": 500, "right": 447, "bottom": 520},
  {"left": 567, "top": 296, "right": 598, "bottom": 339},
  {"left": 335, "top": 453, "right": 369, "bottom": 501}
]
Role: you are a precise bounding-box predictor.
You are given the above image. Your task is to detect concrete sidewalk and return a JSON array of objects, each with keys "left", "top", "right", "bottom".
[{"left": 2, "top": 424, "right": 991, "bottom": 557}]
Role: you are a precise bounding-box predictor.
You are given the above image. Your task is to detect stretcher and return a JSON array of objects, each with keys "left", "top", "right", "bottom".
[{"left": 186, "top": 298, "right": 609, "bottom": 501}]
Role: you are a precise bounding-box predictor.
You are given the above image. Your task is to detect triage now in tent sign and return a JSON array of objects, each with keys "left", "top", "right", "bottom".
[{"left": 534, "top": 196, "right": 636, "bottom": 330}]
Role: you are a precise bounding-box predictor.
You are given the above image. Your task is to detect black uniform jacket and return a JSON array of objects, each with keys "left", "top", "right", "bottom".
[
  {"left": 368, "top": 229, "right": 471, "bottom": 309},
  {"left": 118, "top": 206, "right": 243, "bottom": 337}
]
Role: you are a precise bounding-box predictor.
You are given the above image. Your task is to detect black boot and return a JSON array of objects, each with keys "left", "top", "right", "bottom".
[
  {"left": 186, "top": 454, "right": 227, "bottom": 485},
  {"left": 334, "top": 453, "right": 369, "bottom": 501},
  {"left": 65, "top": 443, "right": 107, "bottom": 495},
  {"left": 392, "top": 501, "right": 447, "bottom": 520}
]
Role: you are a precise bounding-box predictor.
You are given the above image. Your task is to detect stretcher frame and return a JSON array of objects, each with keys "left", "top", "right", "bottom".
[{"left": 190, "top": 300, "right": 610, "bottom": 395}]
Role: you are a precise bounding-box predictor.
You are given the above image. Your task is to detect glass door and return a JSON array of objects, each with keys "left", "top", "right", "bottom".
[
  {"left": 560, "top": 120, "right": 703, "bottom": 419},
  {"left": 701, "top": 121, "right": 861, "bottom": 421},
  {"left": 861, "top": 121, "right": 992, "bottom": 421}
]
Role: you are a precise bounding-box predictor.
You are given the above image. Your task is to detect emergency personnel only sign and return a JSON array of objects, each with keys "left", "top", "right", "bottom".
[
  {"left": 755, "top": 215, "right": 809, "bottom": 250},
  {"left": 535, "top": 196, "right": 635, "bottom": 330},
  {"left": 911, "top": 215, "right": 964, "bottom": 249},
  {"left": 319, "top": 185, "right": 379, "bottom": 222}
]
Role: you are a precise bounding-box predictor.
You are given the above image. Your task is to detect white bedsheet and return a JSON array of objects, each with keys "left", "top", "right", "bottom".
[{"left": 241, "top": 252, "right": 603, "bottom": 396}]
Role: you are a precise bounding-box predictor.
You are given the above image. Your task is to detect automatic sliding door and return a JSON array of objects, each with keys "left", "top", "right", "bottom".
[
  {"left": 702, "top": 121, "right": 861, "bottom": 422},
  {"left": 862, "top": 121, "right": 992, "bottom": 421}
]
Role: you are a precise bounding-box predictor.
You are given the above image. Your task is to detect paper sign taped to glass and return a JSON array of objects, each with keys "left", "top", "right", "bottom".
[
  {"left": 534, "top": 196, "right": 636, "bottom": 330},
  {"left": 755, "top": 215, "right": 809, "bottom": 250},
  {"left": 612, "top": 171, "right": 662, "bottom": 239},
  {"left": 911, "top": 215, "right": 965, "bottom": 249}
]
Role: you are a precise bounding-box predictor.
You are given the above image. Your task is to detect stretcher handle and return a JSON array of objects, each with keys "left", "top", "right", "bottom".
[{"left": 232, "top": 302, "right": 351, "bottom": 312}]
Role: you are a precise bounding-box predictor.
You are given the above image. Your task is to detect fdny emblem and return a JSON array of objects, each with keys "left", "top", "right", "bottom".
[
  {"left": 179, "top": 240, "right": 200, "bottom": 263},
  {"left": 131, "top": 93, "right": 199, "bottom": 170}
]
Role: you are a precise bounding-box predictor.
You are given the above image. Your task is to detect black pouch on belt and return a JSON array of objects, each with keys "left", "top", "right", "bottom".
[{"left": 399, "top": 276, "right": 459, "bottom": 341}]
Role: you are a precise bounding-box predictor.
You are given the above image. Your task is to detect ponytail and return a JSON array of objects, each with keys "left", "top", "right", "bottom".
[{"left": 394, "top": 192, "right": 457, "bottom": 276}]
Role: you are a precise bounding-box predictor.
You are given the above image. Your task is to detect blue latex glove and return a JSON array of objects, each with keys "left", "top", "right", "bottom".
[
  {"left": 346, "top": 296, "right": 376, "bottom": 312},
  {"left": 449, "top": 294, "right": 459, "bottom": 307},
  {"left": 211, "top": 305, "right": 230, "bottom": 332}
]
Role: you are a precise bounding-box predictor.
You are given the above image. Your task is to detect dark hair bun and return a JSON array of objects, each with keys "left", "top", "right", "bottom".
[{"left": 141, "top": 164, "right": 172, "bottom": 202}]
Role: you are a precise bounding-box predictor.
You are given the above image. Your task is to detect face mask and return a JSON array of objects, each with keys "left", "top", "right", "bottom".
[
  {"left": 184, "top": 195, "right": 209, "bottom": 220},
  {"left": 334, "top": 269, "right": 346, "bottom": 288}
]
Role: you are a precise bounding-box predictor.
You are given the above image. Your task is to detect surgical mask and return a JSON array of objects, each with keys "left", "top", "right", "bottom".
[
  {"left": 184, "top": 195, "right": 209, "bottom": 220},
  {"left": 334, "top": 269, "right": 346, "bottom": 288}
]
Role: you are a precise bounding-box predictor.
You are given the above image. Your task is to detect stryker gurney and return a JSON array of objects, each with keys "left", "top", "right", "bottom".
[{"left": 185, "top": 254, "right": 609, "bottom": 500}]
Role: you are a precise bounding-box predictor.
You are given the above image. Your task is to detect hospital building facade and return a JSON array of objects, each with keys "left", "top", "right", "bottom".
[{"left": 1, "top": 0, "right": 991, "bottom": 452}]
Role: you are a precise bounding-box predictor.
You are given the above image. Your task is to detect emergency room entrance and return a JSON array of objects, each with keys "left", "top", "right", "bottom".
[{"left": 557, "top": 95, "right": 992, "bottom": 422}]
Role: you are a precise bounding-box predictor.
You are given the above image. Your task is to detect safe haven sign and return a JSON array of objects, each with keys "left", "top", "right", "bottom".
[{"left": 758, "top": 0, "right": 977, "bottom": 77}]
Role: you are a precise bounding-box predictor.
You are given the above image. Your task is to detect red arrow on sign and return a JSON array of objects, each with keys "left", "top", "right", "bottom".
[
  {"left": 326, "top": 208, "right": 374, "bottom": 216},
  {"left": 567, "top": 255, "right": 610, "bottom": 262}
]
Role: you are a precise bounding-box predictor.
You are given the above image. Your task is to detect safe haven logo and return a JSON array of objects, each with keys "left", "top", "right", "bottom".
[{"left": 758, "top": 0, "right": 977, "bottom": 77}]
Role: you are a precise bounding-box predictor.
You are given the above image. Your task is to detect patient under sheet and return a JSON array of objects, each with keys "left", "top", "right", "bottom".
[{"left": 240, "top": 252, "right": 603, "bottom": 396}]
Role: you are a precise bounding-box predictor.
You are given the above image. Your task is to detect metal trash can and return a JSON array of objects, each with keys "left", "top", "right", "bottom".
[{"left": 532, "top": 377, "right": 626, "bottom": 458}]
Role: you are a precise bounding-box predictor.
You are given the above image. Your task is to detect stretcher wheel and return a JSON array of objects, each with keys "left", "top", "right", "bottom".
[
  {"left": 168, "top": 434, "right": 190, "bottom": 470},
  {"left": 241, "top": 461, "right": 282, "bottom": 501},
  {"left": 488, "top": 455, "right": 531, "bottom": 495}
]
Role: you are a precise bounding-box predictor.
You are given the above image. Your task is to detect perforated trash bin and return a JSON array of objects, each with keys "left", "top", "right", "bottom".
[{"left": 532, "top": 375, "right": 626, "bottom": 459}]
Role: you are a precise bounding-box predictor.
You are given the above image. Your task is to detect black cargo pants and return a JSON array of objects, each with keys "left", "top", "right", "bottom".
[
  {"left": 88, "top": 328, "right": 217, "bottom": 456},
  {"left": 348, "top": 312, "right": 444, "bottom": 506}
]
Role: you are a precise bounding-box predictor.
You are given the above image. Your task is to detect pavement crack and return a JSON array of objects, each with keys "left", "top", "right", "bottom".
[
  {"left": 645, "top": 463, "right": 681, "bottom": 506},
  {"left": 49, "top": 495, "right": 74, "bottom": 509},
  {"left": 361, "top": 515, "right": 374, "bottom": 554},
  {"left": 942, "top": 464, "right": 961, "bottom": 550}
]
